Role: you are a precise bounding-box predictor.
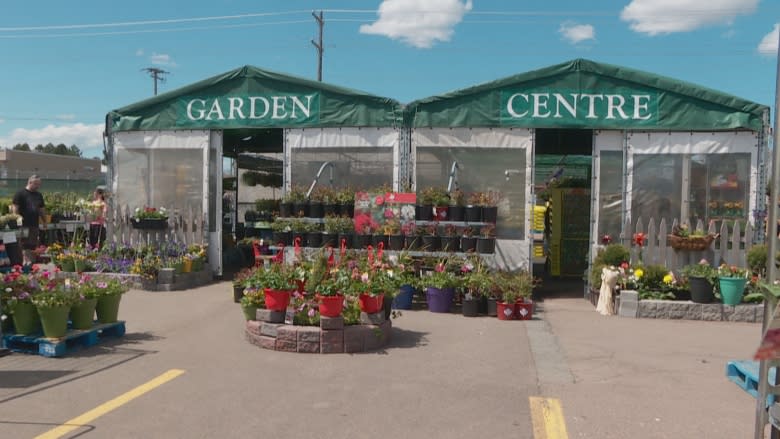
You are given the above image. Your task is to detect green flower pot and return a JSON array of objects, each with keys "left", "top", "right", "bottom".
[
  {"left": 242, "top": 305, "right": 258, "bottom": 321},
  {"left": 96, "top": 294, "right": 122, "bottom": 324},
  {"left": 69, "top": 298, "right": 97, "bottom": 329},
  {"left": 37, "top": 305, "right": 71, "bottom": 338},
  {"left": 10, "top": 301, "right": 41, "bottom": 335},
  {"left": 719, "top": 277, "right": 748, "bottom": 305}
]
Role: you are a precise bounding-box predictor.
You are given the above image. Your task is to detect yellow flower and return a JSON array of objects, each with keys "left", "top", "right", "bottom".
[
  {"left": 634, "top": 268, "right": 644, "bottom": 279},
  {"left": 663, "top": 273, "right": 673, "bottom": 285}
]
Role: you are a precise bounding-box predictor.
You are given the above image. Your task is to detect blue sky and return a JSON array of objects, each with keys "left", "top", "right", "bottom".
[{"left": 0, "top": 0, "right": 778, "bottom": 159}]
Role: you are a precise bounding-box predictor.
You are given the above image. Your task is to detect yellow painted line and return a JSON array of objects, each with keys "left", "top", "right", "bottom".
[
  {"left": 35, "top": 369, "right": 186, "bottom": 439},
  {"left": 530, "top": 396, "right": 569, "bottom": 439}
]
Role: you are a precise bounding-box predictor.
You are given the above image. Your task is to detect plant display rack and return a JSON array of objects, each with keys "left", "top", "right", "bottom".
[{"left": 3, "top": 320, "right": 126, "bottom": 357}]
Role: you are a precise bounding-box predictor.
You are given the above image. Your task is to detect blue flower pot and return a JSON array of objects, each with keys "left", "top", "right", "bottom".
[
  {"left": 393, "top": 284, "right": 415, "bottom": 310},
  {"left": 719, "top": 277, "right": 747, "bottom": 305}
]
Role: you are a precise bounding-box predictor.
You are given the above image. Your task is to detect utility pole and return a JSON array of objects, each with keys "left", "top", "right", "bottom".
[
  {"left": 311, "top": 10, "right": 324, "bottom": 81},
  {"left": 141, "top": 67, "right": 169, "bottom": 96}
]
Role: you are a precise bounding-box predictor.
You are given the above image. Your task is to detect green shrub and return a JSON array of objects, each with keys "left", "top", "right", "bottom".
[
  {"left": 594, "top": 244, "right": 630, "bottom": 266},
  {"left": 746, "top": 244, "right": 780, "bottom": 277},
  {"left": 639, "top": 264, "right": 669, "bottom": 291}
]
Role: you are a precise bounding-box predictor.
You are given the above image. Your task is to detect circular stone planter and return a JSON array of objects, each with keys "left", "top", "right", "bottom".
[{"left": 244, "top": 310, "right": 392, "bottom": 354}]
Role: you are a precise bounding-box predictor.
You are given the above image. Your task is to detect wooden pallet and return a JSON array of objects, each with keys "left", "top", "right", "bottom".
[{"left": 2, "top": 321, "right": 126, "bottom": 357}]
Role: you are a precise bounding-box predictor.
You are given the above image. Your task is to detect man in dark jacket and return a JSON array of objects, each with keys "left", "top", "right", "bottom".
[{"left": 11, "top": 174, "right": 46, "bottom": 265}]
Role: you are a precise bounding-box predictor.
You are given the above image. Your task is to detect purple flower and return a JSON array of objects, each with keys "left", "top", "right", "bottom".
[
  {"left": 307, "top": 308, "right": 316, "bottom": 318},
  {"left": 18, "top": 292, "right": 30, "bottom": 300}
]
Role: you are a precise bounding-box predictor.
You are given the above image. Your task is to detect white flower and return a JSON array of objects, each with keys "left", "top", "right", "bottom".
[
  {"left": 0, "top": 314, "right": 6, "bottom": 321},
  {"left": 4, "top": 288, "right": 11, "bottom": 292},
  {"left": 135, "top": 207, "right": 141, "bottom": 213}
]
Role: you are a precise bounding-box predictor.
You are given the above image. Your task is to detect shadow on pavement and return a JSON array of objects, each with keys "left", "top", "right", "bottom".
[
  {"left": 533, "top": 276, "right": 586, "bottom": 302},
  {"left": 0, "top": 370, "right": 75, "bottom": 389}
]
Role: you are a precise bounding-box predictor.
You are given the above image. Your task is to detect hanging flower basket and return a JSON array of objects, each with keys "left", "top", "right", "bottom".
[{"left": 667, "top": 234, "right": 717, "bottom": 251}]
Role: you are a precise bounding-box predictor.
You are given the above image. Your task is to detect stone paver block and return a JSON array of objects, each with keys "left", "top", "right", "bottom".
[
  {"left": 297, "top": 327, "right": 321, "bottom": 343},
  {"left": 726, "top": 305, "right": 756, "bottom": 322},
  {"left": 258, "top": 335, "right": 276, "bottom": 350},
  {"left": 754, "top": 305, "right": 766, "bottom": 323},
  {"left": 297, "top": 341, "right": 320, "bottom": 353},
  {"left": 320, "top": 329, "right": 343, "bottom": 345},
  {"left": 261, "top": 322, "right": 282, "bottom": 338},
  {"left": 618, "top": 291, "right": 638, "bottom": 318},
  {"left": 276, "top": 325, "right": 297, "bottom": 342},
  {"left": 701, "top": 304, "right": 723, "bottom": 321},
  {"left": 360, "top": 311, "right": 386, "bottom": 325},
  {"left": 275, "top": 339, "right": 297, "bottom": 352},
  {"left": 344, "top": 326, "right": 369, "bottom": 353},
  {"left": 637, "top": 301, "right": 657, "bottom": 319},
  {"left": 246, "top": 320, "right": 262, "bottom": 336},
  {"left": 244, "top": 331, "right": 262, "bottom": 347},
  {"left": 683, "top": 303, "right": 703, "bottom": 320},
  {"left": 256, "top": 309, "right": 286, "bottom": 323},
  {"left": 321, "top": 342, "right": 344, "bottom": 354},
  {"left": 320, "top": 316, "right": 344, "bottom": 330}
]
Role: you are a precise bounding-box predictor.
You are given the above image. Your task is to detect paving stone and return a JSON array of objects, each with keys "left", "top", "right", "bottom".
[
  {"left": 246, "top": 320, "right": 262, "bottom": 336},
  {"left": 297, "top": 327, "right": 321, "bottom": 343},
  {"left": 275, "top": 339, "right": 297, "bottom": 352},
  {"left": 258, "top": 335, "right": 276, "bottom": 350},
  {"left": 320, "top": 316, "right": 344, "bottom": 330},
  {"left": 360, "top": 311, "right": 386, "bottom": 325},
  {"left": 321, "top": 342, "right": 344, "bottom": 354},
  {"left": 320, "top": 329, "right": 343, "bottom": 345},
  {"left": 256, "top": 309, "right": 286, "bottom": 323},
  {"left": 261, "top": 322, "right": 282, "bottom": 337},
  {"left": 701, "top": 304, "right": 723, "bottom": 321},
  {"left": 637, "top": 301, "right": 657, "bottom": 318},
  {"left": 297, "top": 341, "right": 320, "bottom": 353},
  {"left": 276, "top": 325, "right": 297, "bottom": 342}
]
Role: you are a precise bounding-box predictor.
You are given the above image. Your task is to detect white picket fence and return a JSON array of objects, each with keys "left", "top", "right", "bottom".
[
  {"left": 619, "top": 217, "right": 754, "bottom": 271},
  {"left": 104, "top": 204, "right": 206, "bottom": 247}
]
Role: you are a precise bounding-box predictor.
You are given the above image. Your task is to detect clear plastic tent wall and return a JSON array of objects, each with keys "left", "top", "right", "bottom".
[
  {"left": 284, "top": 127, "right": 400, "bottom": 192},
  {"left": 412, "top": 127, "right": 533, "bottom": 270},
  {"left": 111, "top": 130, "right": 209, "bottom": 216}
]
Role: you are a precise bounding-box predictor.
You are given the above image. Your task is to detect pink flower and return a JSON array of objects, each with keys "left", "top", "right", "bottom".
[
  {"left": 307, "top": 308, "right": 316, "bottom": 318},
  {"left": 375, "top": 196, "right": 384, "bottom": 205},
  {"left": 435, "top": 263, "right": 445, "bottom": 273},
  {"left": 361, "top": 272, "right": 370, "bottom": 283},
  {"left": 96, "top": 281, "right": 108, "bottom": 289}
]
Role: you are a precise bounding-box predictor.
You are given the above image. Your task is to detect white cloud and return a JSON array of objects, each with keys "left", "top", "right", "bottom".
[
  {"left": 136, "top": 48, "right": 144, "bottom": 56},
  {"left": 758, "top": 23, "right": 779, "bottom": 56},
  {"left": 620, "top": 0, "right": 759, "bottom": 35},
  {"left": 559, "top": 22, "right": 596, "bottom": 44},
  {"left": 0, "top": 123, "right": 103, "bottom": 149},
  {"left": 56, "top": 114, "right": 76, "bottom": 121},
  {"left": 151, "top": 52, "right": 176, "bottom": 66},
  {"left": 359, "top": 0, "right": 473, "bottom": 49},
  {"left": 0, "top": 119, "right": 4, "bottom": 124}
]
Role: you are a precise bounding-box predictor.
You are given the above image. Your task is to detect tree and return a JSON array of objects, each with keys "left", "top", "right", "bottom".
[
  {"left": 12, "top": 143, "right": 30, "bottom": 151},
  {"left": 43, "top": 143, "right": 55, "bottom": 154},
  {"left": 34, "top": 144, "right": 44, "bottom": 152},
  {"left": 68, "top": 144, "right": 82, "bottom": 157}
]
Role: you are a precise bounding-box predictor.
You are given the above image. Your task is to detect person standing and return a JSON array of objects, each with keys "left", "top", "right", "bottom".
[
  {"left": 11, "top": 174, "right": 46, "bottom": 265},
  {"left": 88, "top": 187, "right": 108, "bottom": 248}
]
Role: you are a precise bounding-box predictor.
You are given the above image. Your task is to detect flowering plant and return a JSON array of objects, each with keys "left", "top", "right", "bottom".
[
  {"left": 134, "top": 206, "right": 168, "bottom": 220},
  {"left": 87, "top": 277, "right": 129, "bottom": 298},
  {"left": 717, "top": 264, "right": 749, "bottom": 279},
  {"left": 418, "top": 261, "right": 459, "bottom": 289}
]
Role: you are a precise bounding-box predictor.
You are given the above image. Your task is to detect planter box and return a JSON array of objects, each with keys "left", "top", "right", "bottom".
[{"left": 131, "top": 218, "right": 168, "bottom": 230}]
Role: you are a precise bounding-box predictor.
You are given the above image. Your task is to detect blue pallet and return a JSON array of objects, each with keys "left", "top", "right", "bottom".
[
  {"left": 2, "top": 321, "right": 126, "bottom": 357},
  {"left": 726, "top": 360, "right": 777, "bottom": 407}
]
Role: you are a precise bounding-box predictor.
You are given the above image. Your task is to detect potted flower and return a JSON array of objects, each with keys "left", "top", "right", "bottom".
[
  {"left": 403, "top": 222, "right": 420, "bottom": 250},
  {"left": 680, "top": 261, "right": 717, "bottom": 303},
  {"left": 132, "top": 206, "right": 169, "bottom": 230},
  {"left": 336, "top": 216, "right": 355, "bottom": 249},
  {"left": 247, "top": 264, "right": 296, "bottom": 311},
  {"left": 290, "top": 219, "right": 310, "bottom": 248},
  {"left": 384, "top": 218, "right": 404, "bottom": 251},
  {"left": 305, "top": 221, "right": 323, "bottom": 248},
  {"left": 667, "top": 224, "right": 717, "bottom": 251},
  {"left": 270, "top": 219, "right": 292, "bottom": 246},
  {"left": 314, "top": 268, "right": 350, "bottom": 317},
  {"left": 440, "top": 224, "right": 459, "bottom": 252},
  {"left": 460, "top": 226, "right": 477, "bottom": 253},
  {"left": 91, "top": 277, "right": 129, "bottom": 323},
  {"left": 3, "top": 267, "right": 41, "bottom": 335},
  {"left": 70, "top": 275, "right": 100, "bottom": 330},
  {"left": 461, "top": 262, "right": 490, "bottom": 317},
  {"left": 336, "top": 187, "right": 355, "bottom": 217},
  {"left": 449, "top": 188, "right": 466, "bottom": 221},
  {"left": 232, "top": 268, "right": 254, "bottom": 303},
  {"left": 240, "top": 287, "right": 265, "bottom": 321},
  {"left": 418, "top": 187, "right": 449, "bottom": 221},
  {"left": 419, "top": 261, "right": 458, "bottom": 313},
  {"left": 717, "top": 263, "right": 749, "bottom": 305},
  {"left": 322, "top": 215, "right": 340, "bottom": 248},
  {"left": 477, "top": 224, "right": 496, "bottom": 254},
  {"left": 481, "top": 191, "right": 500, "bottom": 223},
  {"left": 421, "top": 222, "right": 440, "bottom": 252},
  {"left": 465, "top": 192, "right": 484, "bottom": 222}
]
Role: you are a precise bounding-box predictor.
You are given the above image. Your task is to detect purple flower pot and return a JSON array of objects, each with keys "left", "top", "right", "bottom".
[{"left": 425, "top": 287, "right": 454, "bottom": 313}]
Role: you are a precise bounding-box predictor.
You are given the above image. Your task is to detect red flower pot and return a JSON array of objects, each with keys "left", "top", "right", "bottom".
[
  {"left": 264, "top": 288, "right": 292, "bottom": 311},
  {"left": 358, "top": 294, "right": 384, "bottom": 314},
  {"left": 515, "top": 301, "right": 533, "bottom": 320},
  {"left": 497, "top": 301, "right": 516, "bottom": 320},
  {"left": 317, "top": 294, "right": 344, "bottom": 317}
]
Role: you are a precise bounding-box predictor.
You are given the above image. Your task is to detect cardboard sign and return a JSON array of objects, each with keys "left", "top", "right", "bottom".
[{"left": 353, "top": 192, "right": 416, "bottom": 235}]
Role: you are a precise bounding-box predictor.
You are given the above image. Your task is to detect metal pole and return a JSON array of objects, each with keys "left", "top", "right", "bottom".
[{"left": 755, "top": 27, "right": 780, "bottom": 439}]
